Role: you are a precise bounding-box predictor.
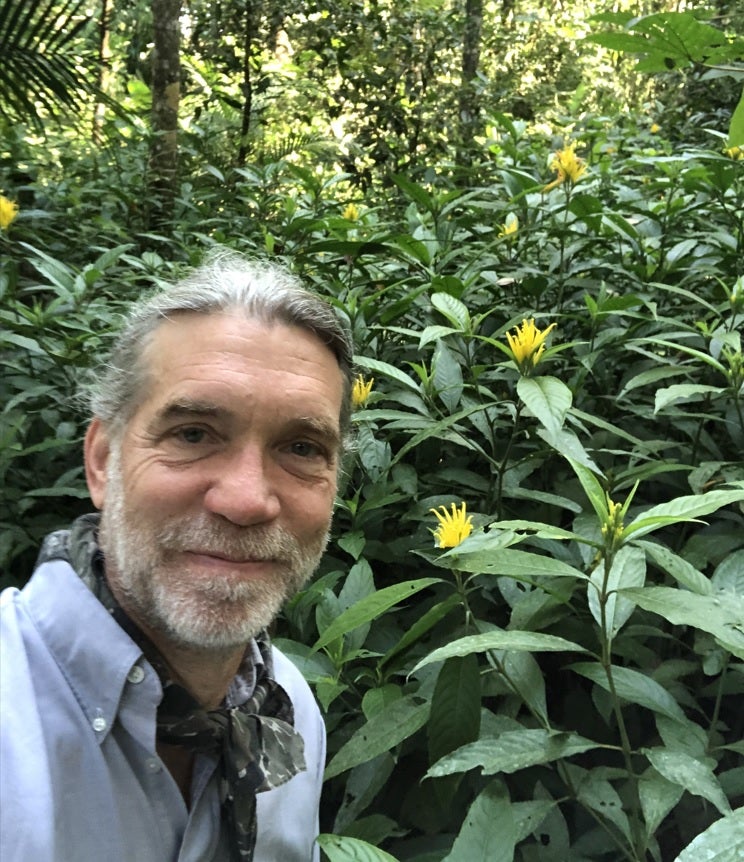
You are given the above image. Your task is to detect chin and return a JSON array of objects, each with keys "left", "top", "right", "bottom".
[{"left": 152, "top": 587, "right": 284, "bottom": 651}]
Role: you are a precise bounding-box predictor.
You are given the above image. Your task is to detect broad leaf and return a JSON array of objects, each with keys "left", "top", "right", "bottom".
[
  {"left": 643, "top": 747, "right": 731, "bottom": 816},
  {"left": 317, "top": 834, "right": 400, "bottom": 862},
  {"left": 442, "top": 781, "right": 516, "bottom": 862},
  {"left": 570, "top": 662, "right": 687, "bottom": 722},
  {"left": 428, "top": 655, "right": 481, "bottom": 766},
  {"left": 427, "top": 729, "right": 600, "bottom": 778},
  {"left": 655, "top": 383, "right": 722, "bottom": 413},
  {"left": 639, "top": 770, "right": 684, "bottom": 837},
  {"left": 618, "top": 587, "right": 744, "bottom": 660},
  {"left": 431, "top": 292, "right": 471, "bottom": 332},
  {"left": 437, "top": 547, "right": 588, "bottom": 581},
  {"left": 325, "top": 695, "right": 430, "bottom": 779},
  {"left": 566, "top": 458, "right": 609, "bottom": 522},
  {"left": 313, "top": 578, "right": 441, "bottom": 652},
  {"left": 624, "top": 489, "right": 744, "bottom": 540},
  {"left": 588, "top": 545, "right": 646, "bottom": 638},
  {"left": 411, "top": 631, "right": 588, "bottom": 674},
  {"left": 517, "top": 375, "right": 572, "bottom": 435},
  {"left": 637, "top": 541, "right": 712, "bottom": 595},
  {"left": 673, "top": 809, "right": 744, "bottom": 862}
]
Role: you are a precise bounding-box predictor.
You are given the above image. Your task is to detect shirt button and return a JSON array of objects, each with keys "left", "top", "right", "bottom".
[
  {"left": 92, "top": 716, "right": 107, "bottom": 732},
  {"left": 127, "top": 665, "right": 146, "bottom": 684},
  {"left": 145, "top": 758, "right": 162, "bottom": 773}
]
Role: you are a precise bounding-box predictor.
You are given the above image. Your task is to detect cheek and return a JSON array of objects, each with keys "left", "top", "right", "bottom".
[
  {"left": 124, "top": 466, "right": 206, "bottom": 517},
  {"left": 283, "top": 485, "right": 335, "bottom": 535}
]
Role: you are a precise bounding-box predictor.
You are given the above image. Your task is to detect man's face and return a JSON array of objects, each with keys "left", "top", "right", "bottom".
[{"left": 85, "top": 312, "right": 344, "bottom": 651}]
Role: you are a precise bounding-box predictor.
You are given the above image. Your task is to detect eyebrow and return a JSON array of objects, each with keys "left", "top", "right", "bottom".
[
  {"left": 152, "top": 398, "right": 343, "bottom": 452},
  {"left": 154, "top": 398, "right": 230, "bottom": 425}
]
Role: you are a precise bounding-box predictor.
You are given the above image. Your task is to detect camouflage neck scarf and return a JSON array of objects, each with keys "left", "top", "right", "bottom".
[{"left": 37, "top": 514, "right": 307, "bottom": 862}]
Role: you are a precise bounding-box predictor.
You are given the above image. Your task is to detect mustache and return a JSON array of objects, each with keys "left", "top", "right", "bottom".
[{"left": 155, "top": 517, "right": 300, "bottom": 562}]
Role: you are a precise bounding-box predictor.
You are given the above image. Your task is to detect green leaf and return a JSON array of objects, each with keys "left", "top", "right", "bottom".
[
  {"left": 438, "top": 546, "right": 588, "bottom": 581},
  {"left": 433, "top": 340, "right": 464, "bottom": 413},
  {"left": 431, "top": 292, "right": 471, "bottom": 332},
  {"left": 427, "top": 730, "right": 600, "bottom": 778},
  {"left": 643, "top": 747, "right": 731, "bottom": 816},
  {"left": 673, "top": 810, "right": 744, "bottom": 862},
  {"left": 411, "top": 631, "right": 589, "bottom": 675},
  {"left": 353, "top": 356, "right": 421, "bottom": 393},
  {"left": 537, "top": 426, "right": 601, "bottom": 473},
  {"left": 637, "top": 541, "right": 712, "bottom": 595},
  {"left": 727, "top": 88, "right": 744, "bottom": 149},
  {"left": 325, "top": 695, "right": 430, "bottom": 779},
  {"left": 639, "top": 770, "right": 684, "bottom": 837},
  {"left": 588, "top": 545, "right": 646, "bottom": 638},
  {"left": 317, "top": 834, "right": 401, "bottom": 862},
  {"left": 654, "top": 383, "right": 723, "bottom": 413},
  {"left": 442, "top": 781, "right": 516, "bottom": 862},
  {"left": 428, "top": 654, "right": 481, "bottom": 766},
  {"left": 566, "top": 458, "right": 609, "bottom": 522},
  {"left": 617, "top": 587, "right": 744, "bottom": 660},
  {"left": 624, "top": 489, "right": 744, "bottom": 540},
  {"left": 313, "top": 578, "right": 441, "bottom": 652},
  {"left": 517, "top": 375, "right": 572, "bottom": 435},
  {"left": 577, "top": 775, "right": 632, "bottom": 842},
  {"left": 380, "top": 594, "right": 461, "bottom": 668},
  {"left": 419, "top": 324, "right": 460, "bottom": 348},
  {"left": 570, "top": 662, "right": 687, "bottom": 722}
]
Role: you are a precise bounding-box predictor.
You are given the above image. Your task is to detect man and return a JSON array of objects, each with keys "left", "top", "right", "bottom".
[{"left": 0, "top": 253, "right": 354, "bottom": 861}]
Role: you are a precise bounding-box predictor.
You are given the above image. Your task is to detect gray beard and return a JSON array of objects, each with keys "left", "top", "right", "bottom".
[{"left": 98, "top": 446, "right": 329, "bottom": 650}]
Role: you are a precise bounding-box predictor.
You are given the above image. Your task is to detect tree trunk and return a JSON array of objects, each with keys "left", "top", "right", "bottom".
[
  {"left": 238, "top": 0, "right": 255, "bottom": 167},
  {"left": 148, "top": 0, "right": 181, "bottom": 230},
  {"left": 458, "top": 0, "right": 484, "bottom": 156},
  {"left": 92, "top": 0, "right": 112, "bottom": 144}
]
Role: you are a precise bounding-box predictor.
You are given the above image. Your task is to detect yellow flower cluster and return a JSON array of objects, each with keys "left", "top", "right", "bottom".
[
  {"left": 342, "top": 202, "right": 360, "bottom": 221},
  {"left": 505, "top": 318, "right": 557, "bottom": 375},
  {"left": 498, "top": 214, "right": 518, "bottom": 239},
  {"left": 351, "top": 374, "right": 374, "bottom": 408},
  {"left": 0, "top": 195, "right": 18, "bottom": 230},
  {"left": 430, "top": 502, "right": 473, "bottom": 549},
  {"left": 723, "top": 145, "right": 744, "bottom": 161},
  {"left": 543, "top": 142, "right": 587, "bottom": 192}
]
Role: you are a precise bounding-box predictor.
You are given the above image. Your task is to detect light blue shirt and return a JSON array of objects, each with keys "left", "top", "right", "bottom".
[{"left": 0, "top": 559, "right": 325, "bottom": 862}]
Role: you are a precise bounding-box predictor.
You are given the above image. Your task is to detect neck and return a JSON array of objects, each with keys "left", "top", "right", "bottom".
[{"left": 146, "top": 629, "right": 246, "bottom": 709}]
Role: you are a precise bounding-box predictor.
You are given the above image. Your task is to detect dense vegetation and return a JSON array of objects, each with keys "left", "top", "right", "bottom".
[{"left": 1, "top": 1, "right": 743, "bottom": 860}]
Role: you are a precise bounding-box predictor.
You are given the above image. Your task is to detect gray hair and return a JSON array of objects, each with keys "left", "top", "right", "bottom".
[{"left": 87, "top": 252, "right": 354, "bottom": 445}]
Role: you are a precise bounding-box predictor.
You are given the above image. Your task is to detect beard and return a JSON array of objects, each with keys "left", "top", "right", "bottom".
[{"left": 98, "top": 447, "right": 330, "bottom": 650}]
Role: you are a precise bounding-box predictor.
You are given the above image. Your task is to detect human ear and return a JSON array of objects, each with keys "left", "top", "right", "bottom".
[{"left": 84, "top": 418, "right": 112, "bottom": 509}]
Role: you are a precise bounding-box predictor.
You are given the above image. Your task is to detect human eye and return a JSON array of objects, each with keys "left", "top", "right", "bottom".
[
  {"left": 174, "top": 425, "right": 209, "bottom": 445},
  {"left": 287, "top": 439, "right": 326, "bottom": 460}
]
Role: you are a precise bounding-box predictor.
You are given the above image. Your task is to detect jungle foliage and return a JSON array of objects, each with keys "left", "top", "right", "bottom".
[{"left": 1, "top": 1, "right": 743, "bottom": 861}]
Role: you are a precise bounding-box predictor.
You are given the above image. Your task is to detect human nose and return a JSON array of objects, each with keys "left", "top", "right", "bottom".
[{"left": 202, "top": 445, "right": 281, "bottom": 526}]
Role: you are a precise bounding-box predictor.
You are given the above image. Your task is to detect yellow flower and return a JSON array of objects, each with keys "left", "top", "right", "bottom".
[
  {"left": 723, "top": 145, "right": 744, "bottom": 161},
  {"left": 650, "top": 123, "right": 661, "bottom": 134},
  {"left": 600, "top": 497, "right": 626, "bottom": 552},
  {"left": 543, "top": 142, "right": 587, "bottom": 192},
  {"left": 351, "top": 374, "right": 374, "bottom": 408},
  {"left": 342, "top": 202, "right": 359, "bottom": 221},
  {"left": 498, "top": 214, "right": 518, "bottom": 239},
  {"left": 0, "top": 195, "right": 18, "bottom": 230},
  {"left": 505, "top": 318, "right": 557, "bottom": 374},
  {"left": 430, "top": 502, "right": 473, "bottom": 549}
]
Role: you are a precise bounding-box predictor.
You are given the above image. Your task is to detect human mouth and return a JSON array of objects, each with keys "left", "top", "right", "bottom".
[{"left": 179, "top": 549, "right": 278, "bottom": 575}]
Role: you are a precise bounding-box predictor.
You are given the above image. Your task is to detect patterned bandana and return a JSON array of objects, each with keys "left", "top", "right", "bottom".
[{"left": 36, "top": 514, "right": 307, "bottom": 862}]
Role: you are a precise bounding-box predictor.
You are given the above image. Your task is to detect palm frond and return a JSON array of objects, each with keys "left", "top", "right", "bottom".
[{"left": 0, "top": 0, "right": 96, "bottom": 129}]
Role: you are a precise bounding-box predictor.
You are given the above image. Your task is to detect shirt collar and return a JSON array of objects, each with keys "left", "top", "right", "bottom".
[{"left": 24, "top": 559, "right": 151, "bottom": 743}]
